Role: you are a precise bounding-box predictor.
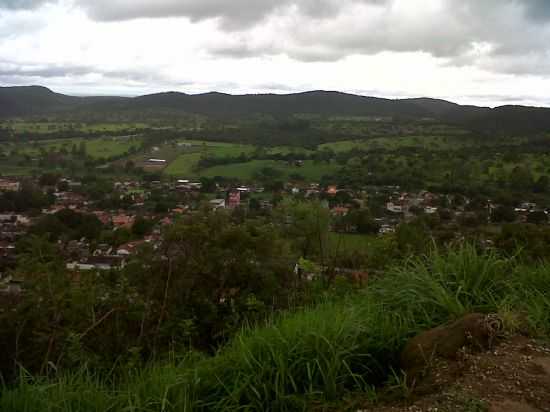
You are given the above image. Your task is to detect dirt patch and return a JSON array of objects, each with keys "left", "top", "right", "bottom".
[{"left": 353, "top": 336, "right": 550, "bottom": 412}]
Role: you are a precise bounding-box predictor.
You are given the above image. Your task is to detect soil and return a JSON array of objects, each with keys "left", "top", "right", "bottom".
[{"left": 350, "top": 336, "right": 550, "bottom": 412}]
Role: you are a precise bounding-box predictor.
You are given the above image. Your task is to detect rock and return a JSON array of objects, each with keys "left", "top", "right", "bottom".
[
  {"left": 489, "top": 400, "right": 542, "bottom": 412},
  {"left": 401, "top": 313, "right": 502, "bottom": 374}
]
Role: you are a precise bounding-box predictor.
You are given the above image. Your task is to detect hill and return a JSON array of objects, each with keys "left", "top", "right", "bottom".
[{"left": 2, "top": 86, "right": 550, "bottom": 135}]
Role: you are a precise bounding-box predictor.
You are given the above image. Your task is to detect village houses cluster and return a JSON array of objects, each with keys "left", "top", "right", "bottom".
[{"left": 1, "top": 172, "right": 549, "bottom": 295}]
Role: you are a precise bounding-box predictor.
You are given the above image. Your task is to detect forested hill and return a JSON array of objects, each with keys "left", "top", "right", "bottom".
[{"left": 2, "top": 85, "right": 550, "bottom": 135}]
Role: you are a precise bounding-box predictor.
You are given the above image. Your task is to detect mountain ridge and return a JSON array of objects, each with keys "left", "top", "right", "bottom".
[{"left": 1, "top": 86, "right": 550, "bottom": 135}]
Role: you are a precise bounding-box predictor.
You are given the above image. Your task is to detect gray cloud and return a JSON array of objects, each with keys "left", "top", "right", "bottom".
[
  {"left": 2, "top": 0, "right": 550, "bottom": 80},
  {"left": 0, "top": 60, "right": 177, "bottom": 88},
  {"left": 76, "top": 0, "right": 387, "bottom": 30},
  {"left": 202, "top": 0, "right": 550, "bottom": 76},
  {"left": 0, "top": 0, "right": 51, "bottom": 10},
  {"left": 0, "top": 62, "right": 93, "bottom": 77},
  {"left": 522, "top": 0, "right": 550, "bottom": 22}
]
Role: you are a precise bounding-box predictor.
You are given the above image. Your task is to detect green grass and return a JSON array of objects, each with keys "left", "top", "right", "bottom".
[
  {"left": 318, "top": 135, "right": 528, "bottom": 153},
  {"left": 3, "top": 245, "right": 550, "bottom": 411},
  {"left": 266, "top": 146, "right": 314, "bottom": 156},
  {"left": 164, "top": 141, "right": 256, "bottom": 177},
  {"left": 164, "top": 152, "right": 203, "bottom": 176},
  {"left": 1, "top": 136, "right": 143, "bottom": 159},
  {"left": 176, "top": 140, "right": 256, "bottom": 158},
  {"left": 199, "top": 160, "right": 339, "bottom": 181},
  {"left": 2, "top": 121, "right": 150, "bottom": 134}
]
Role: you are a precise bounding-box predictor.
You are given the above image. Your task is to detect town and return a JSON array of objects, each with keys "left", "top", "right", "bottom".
[{"left": 2, "top": 171, "right": 548, "bottom": 293}]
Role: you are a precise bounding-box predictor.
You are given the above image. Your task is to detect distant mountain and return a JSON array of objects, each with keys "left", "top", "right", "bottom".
[
  {"left": 130, "top": 90, "right": 430, "bottom": 118},
  {"left": 1, "top": 86, "right": 550, "bottom": 135},
  {"left": 0, "top": 86, "right": 77, "bottom": 116},
  {"left": 403, "top": 98, "right": 461, "bottom": 116}
]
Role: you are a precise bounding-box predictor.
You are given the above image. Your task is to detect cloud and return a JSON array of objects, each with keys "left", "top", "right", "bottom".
[
  {"left": 0, "top": 59, "right": 179, "bottom": 88},
  {"left": 76, "top": 0, "right": 388, "bottom": 30},
  {"left": 0, "top": 0, "right": 51, "bottom": 10},
  {"left": 197, "top": 0, "right": 550, "bottom": 77},
  {"left": 5, "top": 0, "right": 550, "bottom": 73},
  {"left": 0, "top": 61, "right": 93, "bottom": 77},
  {"left": 522, "top": 0, "right": 550, "bottom": 22},
  {"left": 2, "top": 0, "right": 550, "bottom": 102}
]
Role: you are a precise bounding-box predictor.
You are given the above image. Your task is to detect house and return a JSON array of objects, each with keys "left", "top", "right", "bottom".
[
  {"left": 160, "top": 217, "right": 173, "bottom": 226},
  {"left": 147, "top": 158, "right": 167, "bottom": 164},
  {"left": 227, "top": 190, "right": 241, "bottom": 209},
  {"left": 210, "top": 199, "right": 226, "bottom": 210},
  {"left": 112, "top": 214, "right": 135, "bottom": 229},
  {"left": 386, "top": 202, "right": 403, "bottom": 213},
  {"left": 67, "top": 255, "right": 126, "bottom": 271},
  {"left": 379, "top": 224, "right": 395, "bottom": 234},
  {"left": 93, "top": 211, "right": 111, "bottom": 225},
  {"left": 117, "top": 240, "right": 146, "bottom": 256},
  {"left": 326, "top": 185, "right": 338, "bottom": 196},
  {"left": 171, "top": 207, "right": 187, "bottom": 215},
  {"left": 0, "top": 179, "right": 20, "bottom": 192},
  {"left": 331, "top": 207, "right": 349, "bottom": 217}
]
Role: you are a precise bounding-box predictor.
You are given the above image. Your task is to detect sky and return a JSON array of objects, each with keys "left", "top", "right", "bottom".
[{"left": 1, "top": 0, "right": 550, "bottom": 107}]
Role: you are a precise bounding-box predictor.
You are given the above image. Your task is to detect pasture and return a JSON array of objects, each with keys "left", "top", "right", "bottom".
[
  {"left": 199, "top": 160, "right": 340, "bottom": 181},
  {"left": 318, "top": 135, "right": 528, "bottom": 153},
  {"left": 1, "top": 136, "right": 142, "bottom": 159},
  {"left": 1, "top": 121, "right": 150, "bottom": 134},
  {"left": 164, "top": 141, "right": 256, "bottom": 177}
]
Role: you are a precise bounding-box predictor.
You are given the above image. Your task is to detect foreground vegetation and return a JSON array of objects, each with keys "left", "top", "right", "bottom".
[{"left": 2, "top": 245, "right": 549, "bottom": 411}]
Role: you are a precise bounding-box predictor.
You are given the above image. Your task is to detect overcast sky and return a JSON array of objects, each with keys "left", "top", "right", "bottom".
[{"left": 1, "top": 0, "right": 550, "bottom": 106}]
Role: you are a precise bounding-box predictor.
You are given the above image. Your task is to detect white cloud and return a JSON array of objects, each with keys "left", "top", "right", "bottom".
[{"left": 0, "top": 0, "right": 550, "bottom": 106}]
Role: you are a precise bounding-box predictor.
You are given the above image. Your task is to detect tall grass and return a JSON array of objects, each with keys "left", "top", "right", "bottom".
[
  {"left": 372, "top": 245, "right": 513, "bottom": 328},
  {"left": 2, "top": 245, "right": 549, "bottom": 411}
]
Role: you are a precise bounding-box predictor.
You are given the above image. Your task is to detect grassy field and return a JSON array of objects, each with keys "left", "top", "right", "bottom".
[
  {"left": 266, "top": 146, "right": 314, "bottom": 156},
  {"left": 1, "top": 121, "right": 150, "bottom": 134},
  {"left": 164, "top": 152, "right": 203, "bottom": 176},
  {"left": 178, "top": 140, "right": 255, "bottom": 156},
  {"left": 319, "top": 135, "right": 528, "bottom": 153},
  {"left": 199, "top": 160, "right": 340, "bottom": 181},
  {"left": 164, "top": 141, "right": 255, "bottom": 177},
  {"left": 1, "top": 136, "right": 142, "bottom": 159}
]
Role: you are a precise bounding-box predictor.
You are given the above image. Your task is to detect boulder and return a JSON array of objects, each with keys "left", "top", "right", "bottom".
[{"left": 401, "top": 313, "right": 503, "bottom": 374}]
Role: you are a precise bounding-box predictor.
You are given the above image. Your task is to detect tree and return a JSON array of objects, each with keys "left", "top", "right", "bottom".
[
  {"left": 132, "top": 216, "right": 153, "bottom": 237},
  {"left": 39, "top": 173, "right": 60, "bottom": 187},
  {"left": 344, "top": 209, "right": 380, "bottom": 234},
  {"left": 491, "top": 206, "right": 517, "bottom": 223},
  {"left": 275, "top": 199, "right": 330, "bottom": 261}
]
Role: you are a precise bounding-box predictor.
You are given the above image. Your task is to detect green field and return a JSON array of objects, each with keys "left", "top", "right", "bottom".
[
  {"left": 1, "top": 136, "right": 142, "bottom": 159},
  {"left": 165, "top": 141, "right": 256, "bottom": 177},
  {"left": 266, "top": 146, "right": 314, "bottom": 156},
  {"left": 200, "top": 160, "right": 339, "bottom": 181},
  {"left": 319, "top": 135, "right": 528, "bottom": 153},
  {"left": 177, "top": 140, "right": 256, "bottom": 158},
  {"left": 1, "top": 121, "right": 150, "bottom": 134},
  {"left": 163, "top": 152, "right": 203, "bottom": 176}
]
